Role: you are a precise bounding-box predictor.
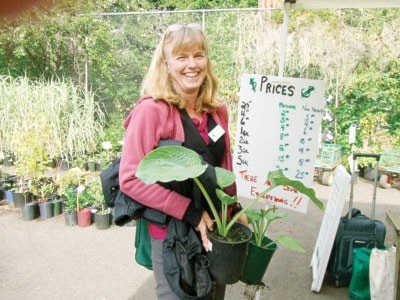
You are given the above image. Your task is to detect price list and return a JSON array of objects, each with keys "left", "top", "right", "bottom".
[
  {"left": 235, "top": 100, "right": 252, "bottom": 168},
  {"left": 233, "top": 74, "right": 326, "bottom": 212}
]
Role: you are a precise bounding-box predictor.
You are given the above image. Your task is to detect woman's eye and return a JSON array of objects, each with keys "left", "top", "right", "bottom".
[{"left": 176, "top": 55, "right": 187, "bottom": 61}]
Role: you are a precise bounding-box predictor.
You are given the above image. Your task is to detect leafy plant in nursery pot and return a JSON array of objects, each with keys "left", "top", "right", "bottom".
[
  {"left": 31, "top": 176, "right": 57, "bottom": 219},
  {"left": 21, "top": 190, "right": 39, "bottom": 221},
  {"left": 240, "top": 206, "right": 306, "bottom": 285},
  {"left": 58, "top": 168, "right": 89, "bottom": 226},
  {"left": 63, "top": 187, "right": 78, "bottom": 226},
  {"left": 1, "top": 174, "right": 16, "bottom": 204},
  {"left": 75, "top": 185, "right": 95, "bottom": 227},
  {"left": 62, "top": 184, "right": 93, "bottom": 227},
  {"left": 136, "top": 146, "right": 324, "bottom": 285},
  {"left": 88, "top": 177, "right": 112, "bottom": 229},
  {"left": 10, "top": 177, "right": 30, "bottom": 209},
  {"left": 94, "top": 207, "right": 112, "bottom": 229}
]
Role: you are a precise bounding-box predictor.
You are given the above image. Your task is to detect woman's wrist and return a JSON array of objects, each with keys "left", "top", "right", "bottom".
[{"left": 183, "top": 202, "right": 203, "bottom": 227}]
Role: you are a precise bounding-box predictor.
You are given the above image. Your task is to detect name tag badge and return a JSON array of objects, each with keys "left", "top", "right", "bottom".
[{"left": 208, "top": 125, "right": 225, "bottom": 142}]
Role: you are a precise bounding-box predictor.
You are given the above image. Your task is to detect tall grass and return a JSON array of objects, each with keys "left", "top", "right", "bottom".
[{"left": 0, "top": 75, "right": 105, "bottom": 174}]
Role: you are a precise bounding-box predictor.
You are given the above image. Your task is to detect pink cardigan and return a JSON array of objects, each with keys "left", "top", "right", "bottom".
[{"left": 119, "top": 96, "right": 235, "bottom": 238}]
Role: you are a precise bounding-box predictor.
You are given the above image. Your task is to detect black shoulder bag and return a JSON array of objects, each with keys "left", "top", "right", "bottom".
[
  {"left": 162, "top": 218, "right": 212, "bottom": 299},
  {"left": 99, "top": 139, "right": 181, "bottom": 227}
]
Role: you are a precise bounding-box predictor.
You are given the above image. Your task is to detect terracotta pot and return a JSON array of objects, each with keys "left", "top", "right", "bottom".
[{"left": 77, "top": 208, "right": 92, "bottom": 227}]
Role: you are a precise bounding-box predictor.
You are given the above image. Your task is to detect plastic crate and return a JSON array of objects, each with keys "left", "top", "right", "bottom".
[
  {"left": 315, "top": 144, "right": 343, "bottom": 169},
  {"left": 380, "top": 150, "right": 400, "bottom": 173}
]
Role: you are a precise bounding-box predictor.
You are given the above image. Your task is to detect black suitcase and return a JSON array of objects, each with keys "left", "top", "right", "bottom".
[{"left": 327, "top": 153, "right": 386, "bottom": 288}]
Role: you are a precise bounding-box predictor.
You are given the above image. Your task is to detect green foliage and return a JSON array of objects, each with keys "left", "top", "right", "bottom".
[
  {"left": 0, "top": 2, "right": 399, "bottom": 165},
  {"left": 102, "top": 113, "right": 125, "bottom": 152},
  {"left": 62, "top": 184, "right": 94, "bottom": 212},
  {"left": 245, "top": 207, "right": 305, "bottom": 252},
  {"left": 86, "top": 177, "right": 106, "bottom": 211},
  {"left": 31, "top": 176, "right": 57, "bottom": 201},
  {"left": 333, "top": 63, "right": 400, "bottom": 157}
]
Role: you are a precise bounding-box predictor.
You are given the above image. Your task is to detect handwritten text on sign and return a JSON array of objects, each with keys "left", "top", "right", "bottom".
[{"left": 233, "top": 74, "right": 326, "bottom": 212}]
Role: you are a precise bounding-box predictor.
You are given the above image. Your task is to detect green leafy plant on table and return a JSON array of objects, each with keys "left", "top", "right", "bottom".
[{"left": 136, "top": 145, "right": 324, "bottom": 240}]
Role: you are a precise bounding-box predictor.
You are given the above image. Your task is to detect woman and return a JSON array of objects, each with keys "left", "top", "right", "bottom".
[{"left": 119, "top": 23, "right": 243, "bottom": 299}]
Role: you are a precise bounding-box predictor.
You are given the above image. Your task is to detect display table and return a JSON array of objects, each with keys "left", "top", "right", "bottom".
[{"left": 385, "top": 211, "right": 400, "bottom": 299}]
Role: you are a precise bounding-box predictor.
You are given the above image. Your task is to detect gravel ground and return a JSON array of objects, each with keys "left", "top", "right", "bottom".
[{"left": 0, "top": 169, "right": 399, "bottom": 300}]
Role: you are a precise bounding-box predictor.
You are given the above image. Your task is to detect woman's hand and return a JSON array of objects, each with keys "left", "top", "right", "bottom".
[
  {"left": 195, "top": 211, "right": 214, "bottom": 251},
  {"left": 237, "top": 213, "right": 249, "bottom": 226}
]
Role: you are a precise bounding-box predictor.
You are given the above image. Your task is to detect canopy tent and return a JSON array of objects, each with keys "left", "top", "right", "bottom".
[
  {"left": 285, "top": 0, "right": 400, "bottom": 9},
  {"left": 278, "top": 0, "right": 400, "bottom": 76}
]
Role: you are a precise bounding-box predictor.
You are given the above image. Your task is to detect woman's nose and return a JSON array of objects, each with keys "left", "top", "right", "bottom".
[{"left": 187, "top": 56, "right": 197, "bottom": 66}]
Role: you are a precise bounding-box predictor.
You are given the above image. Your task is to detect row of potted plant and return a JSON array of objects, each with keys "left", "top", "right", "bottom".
[{"left": 0, "top": 167, "right": 112, "bottom": 230}]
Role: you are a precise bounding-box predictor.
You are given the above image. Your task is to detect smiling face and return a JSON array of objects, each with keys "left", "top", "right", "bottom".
[
  {"left": 162, "top": 26, "right": 209, "bottom": 101},
  {"left": 165, "top": 47, "right": 208, "bottom": 99}
]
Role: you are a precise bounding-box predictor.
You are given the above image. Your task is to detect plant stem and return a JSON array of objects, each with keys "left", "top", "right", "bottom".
[
  {"left": 193, "top": 177, "right": 222, "bottom": 234},
  {"left": 225, "top": 185, "right": 274, "bottom": 234}
]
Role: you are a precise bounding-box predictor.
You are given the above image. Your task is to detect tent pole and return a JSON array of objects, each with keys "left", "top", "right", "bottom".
[{"left": 278, "top": 1, "right": 291, "bottom": 77}]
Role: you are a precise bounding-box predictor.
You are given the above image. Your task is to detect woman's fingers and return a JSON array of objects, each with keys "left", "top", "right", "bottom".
[{"left": 196, "top": 211, "right": 213, "bottom": 251}]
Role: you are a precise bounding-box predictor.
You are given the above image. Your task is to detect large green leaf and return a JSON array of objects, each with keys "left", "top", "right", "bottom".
[
  {"left": 267, "top": 169, "right": 324, "bottom": 211},
  {"left": 245, "top": 209, "right": 262, "bottom": 223},
  {"left": 215, "top": 166, "right": 236, "bottom": 188},
  {"left": 274, "top": 235, "right": 305, "bottom": 253},
  {"left": 136, "top": 146, "right": 207, "bottom": 184},
  {"left": 216, "top": 189, "right": 237, "bottom": 206},
  {"left": 266, "top": 210, "right": 288, "bottom": 222}
]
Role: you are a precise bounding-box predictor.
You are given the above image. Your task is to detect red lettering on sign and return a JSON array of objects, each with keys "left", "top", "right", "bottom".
[{"left": 239, "top": 170, "right": 258, "bottom": 183}]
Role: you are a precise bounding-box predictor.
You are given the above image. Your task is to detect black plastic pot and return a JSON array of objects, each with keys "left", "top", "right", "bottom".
[
  {"left": 87, "top": 161, "right": 96, "bottom": 172},
  {"left": 39, "top": 202, "right": 54, "bottom": 219},
  {"left": 94, "top": 212, "right": 112, "bottom": 230},
  {"left": 51, "top": 199, "right": 63, "bottom": 216},
  {"left": 22, "top": 202, "right": 40, "bottom": 221},
  {"left": 60, "top": 160, "right": 70, "bottom": 171},
  {"left": 4, "top": 190, "right": 13, "bottom": 203},
  {"left": 206, "top": 222, "right": 252, "bottom": 284},
  {"left": 64, "top": 210, "right": 77, "bottom": 226},
  {"left": 12, "top": 192, "right": 25, "bottom": 208},
  {"left": 240, "top": 236, "right": 277, "bottom": 285}
]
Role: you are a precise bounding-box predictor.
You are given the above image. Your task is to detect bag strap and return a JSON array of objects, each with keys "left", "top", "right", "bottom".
[{"left": 180, "top": 109, "right": 215, "bottom": 166}]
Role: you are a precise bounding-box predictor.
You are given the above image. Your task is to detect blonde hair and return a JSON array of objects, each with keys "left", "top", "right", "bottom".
[{"left": 140, "top": 24, "right": 220, "bottom": 111}]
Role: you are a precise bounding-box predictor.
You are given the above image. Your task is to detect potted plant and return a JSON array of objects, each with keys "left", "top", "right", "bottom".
[
  {"left": 136, "top": 146, "right": 323, "bottom": 285},
  {"left": 240, "top": 206, "right": 305, "bottom": 285},
  {"left": 76, "top": 185, "right": 94, "bottom": 227},
  {"left": 88, "top": 178, "right": 112, "bottom": 229},
  {"left": 63, "top": 185, "right": 78, "bottom": 226},
  {"left": 2, "top": 174, "right": 16, "bottom": 204},
  {"left": 31, "top": 176, "right": 57, "bottom": 219},
  {"left": 58, "top": 167, "right": 89, "bottom": 226},
  {"left": 10, "top": 176, "right": 33, "bottom": 209},
  {"left": 20, "top": 181, "right": 39, "bottom": 221}
]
